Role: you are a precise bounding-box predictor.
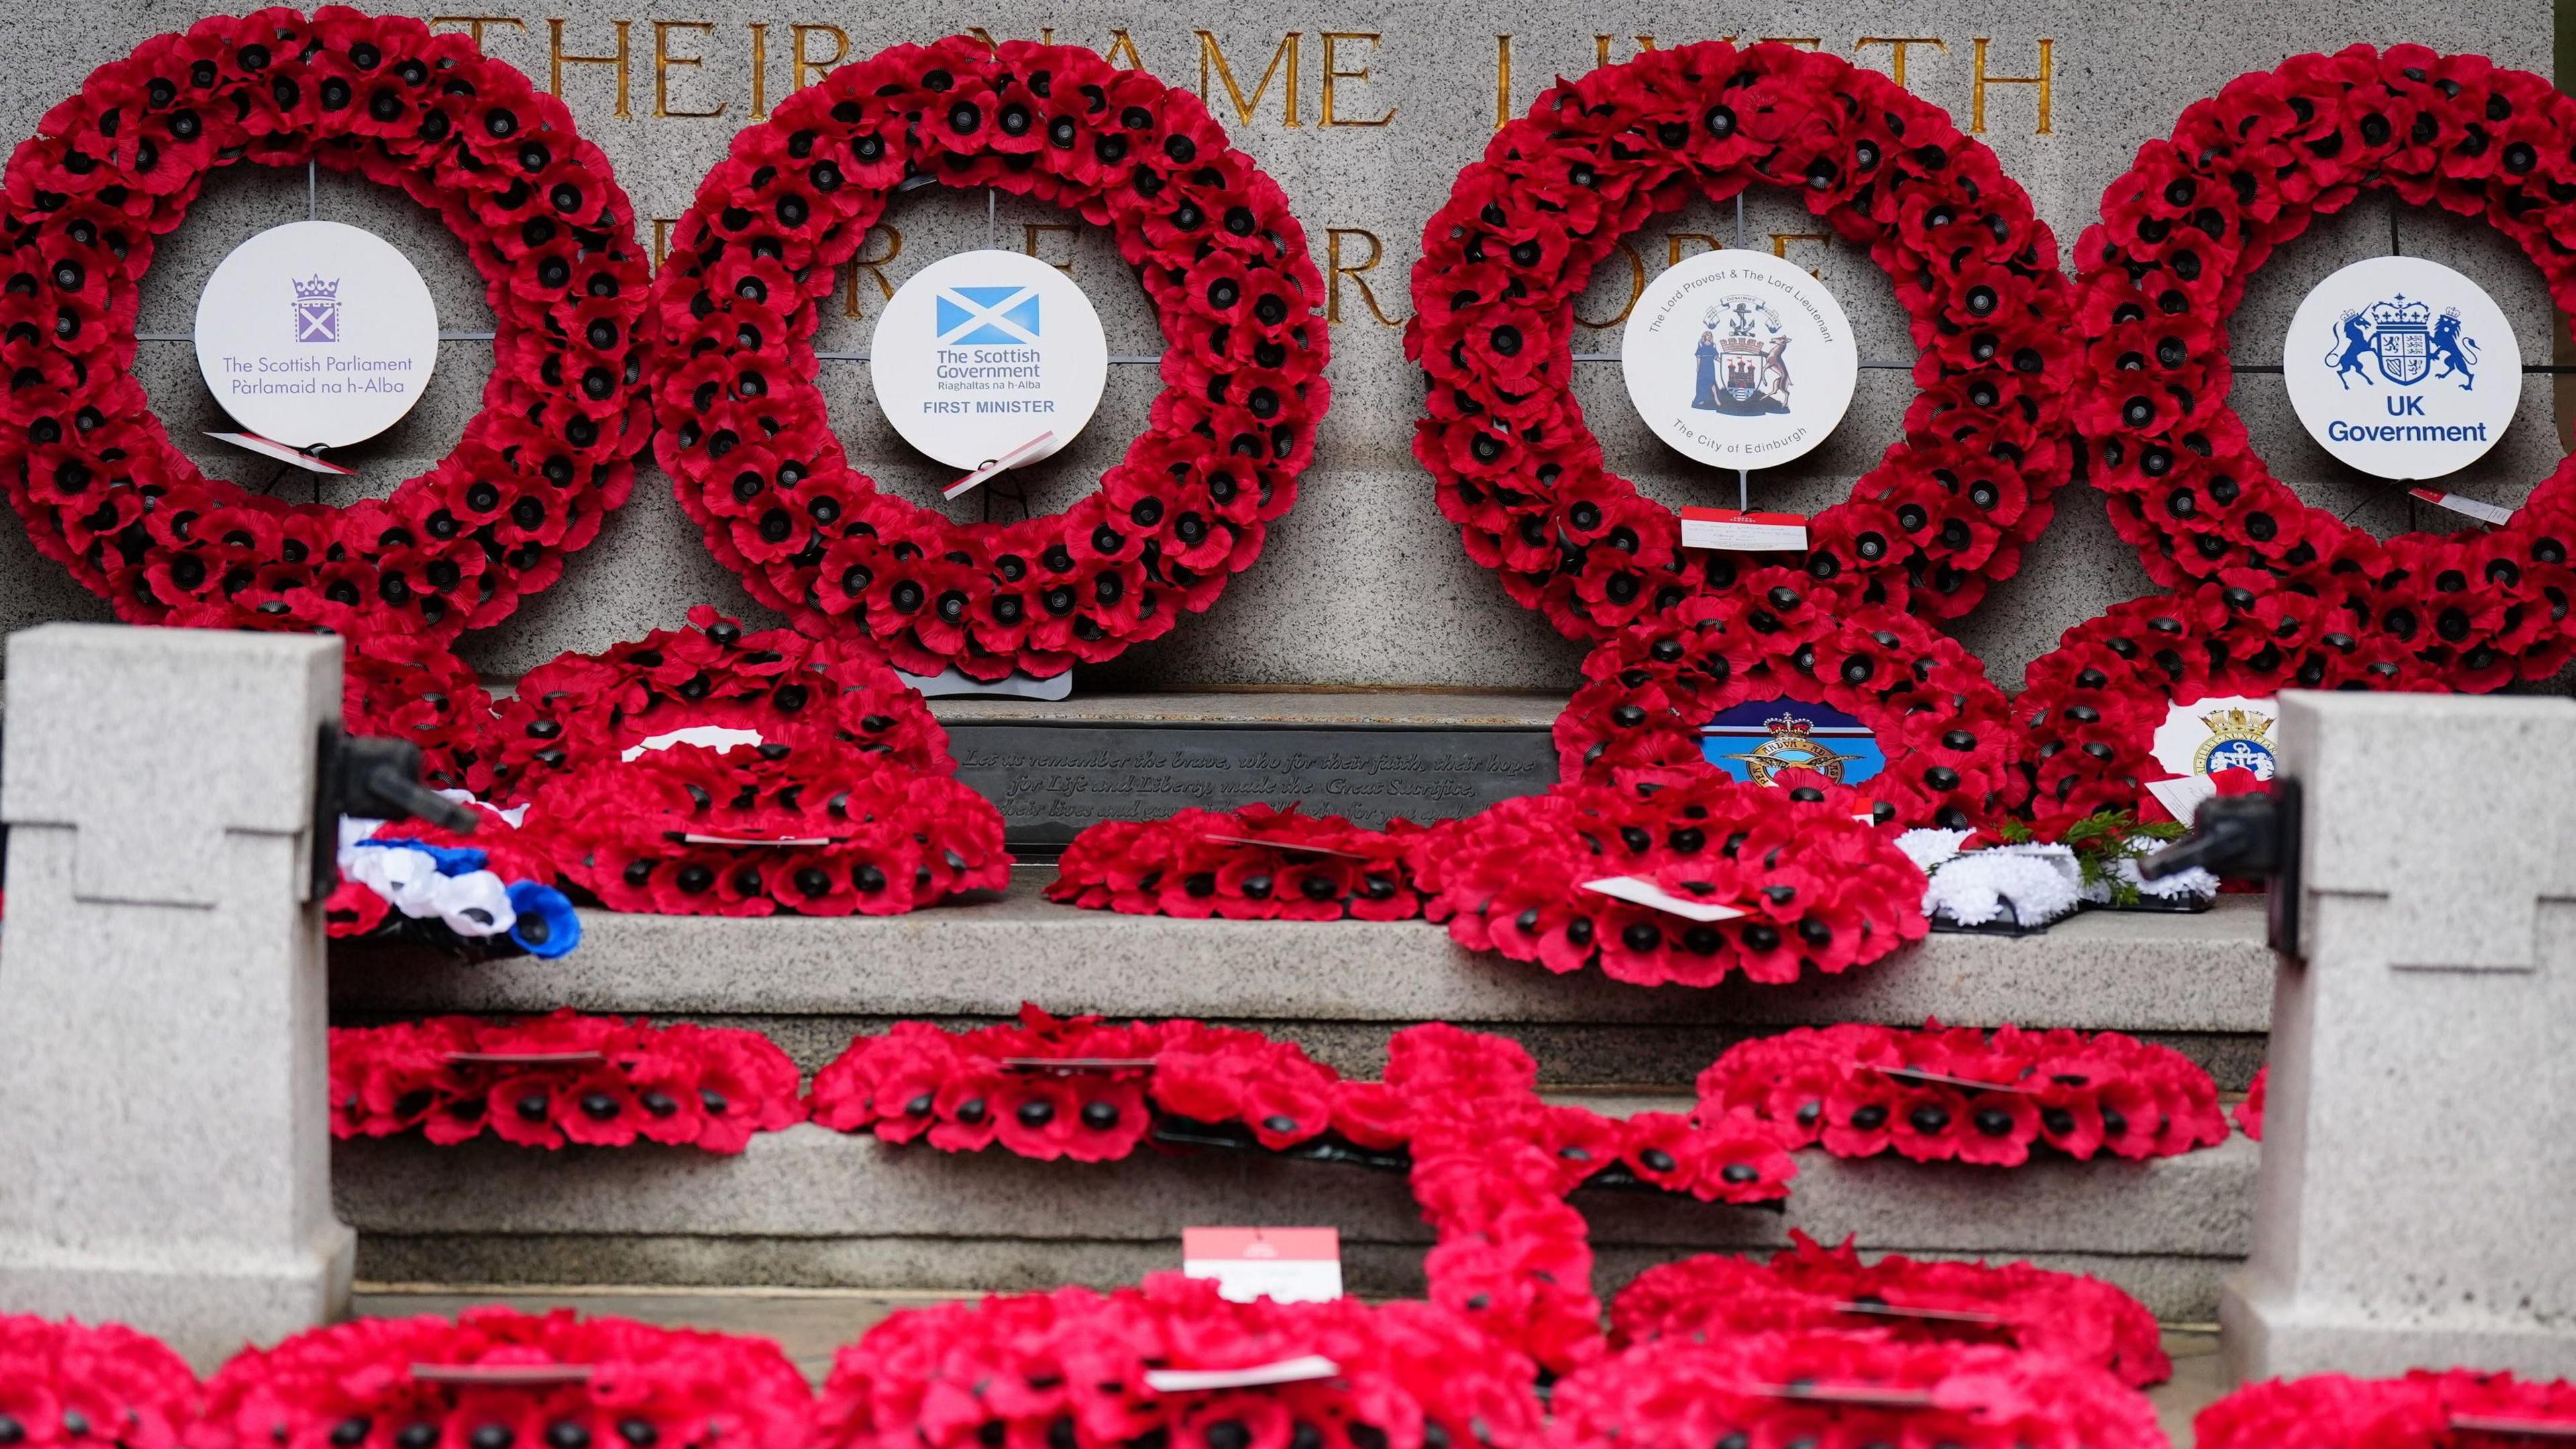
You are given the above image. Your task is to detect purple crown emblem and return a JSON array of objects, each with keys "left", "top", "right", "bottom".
[{"left": 292, "top": 275, "right": 340, "bottom": 343}]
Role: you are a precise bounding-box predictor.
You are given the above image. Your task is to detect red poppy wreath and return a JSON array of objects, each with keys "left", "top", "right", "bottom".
[
  {"left": 1409, "top": 767, "right": 1929, "bottom": 988},
  {"left": 1694, "top": 1022, "right": 2230, "bottom": 1165},
  {"left": 2196, "top": 1368, "right": 2576, "bottom": 1449},
  {"left": 0, "top": 8, "right": 653, "bottom": 641},
  {"left": 0, "top": 1315, "right": 200, "bottom": 1448},
  {"left": 653, "top": 36, "right": 1329, "bottom": 680},
  {"left": 1610, "top": 1231, "right": 2172, "bottom": 1389},
  {"left": 330, "top": 1009, "right": 805, "bottom": 1152},
  {"left": 2076, "top": 44, "right": 2576, "bottom": 688},
  {"left": 198, "top": 1308, "right": 815, "bottom": 1449},
  {"left": 474, "top": 610, "right": 1005, "bottom": 918},
  {"left": 1407, "top": 40, "right": 2076, "bottom": 643},
  {"left": 818, "top": 1277, "right": 1544, "bottom": 1449},
  {"left": 1551, "top": 1335, "right": 2164, "bottom": 1449},
  {"left": 482, "top": 606, "right": 953, "bottom": 806},
  {"left": 1044, "top": 803, "right": 1431, "bottom": 920},
  {"left": 1552, "top": 568, "right": 2024, "bottom": 828},
  {"left": 2012, "top": 579, "right": 2444, "bottom": 823}
]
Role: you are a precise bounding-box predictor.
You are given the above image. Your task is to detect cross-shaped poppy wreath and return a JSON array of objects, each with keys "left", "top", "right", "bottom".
[{"left": 0, "top": 8, "right": 654, "bottom": 643}]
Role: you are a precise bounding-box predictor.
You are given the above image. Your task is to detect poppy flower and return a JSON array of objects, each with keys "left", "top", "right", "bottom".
[{"left": 2233, "top": 1065, "right": 2269, "bottom": 1141}]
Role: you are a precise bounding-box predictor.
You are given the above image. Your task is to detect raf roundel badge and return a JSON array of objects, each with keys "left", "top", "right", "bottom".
[
  {"left": 2283, "top": 254, "right": 2522, "bottom": 481},
  {"left": 192, "top": 219, "right": 442, "bottom": 451},
  {"left": 1620, "top": 247, "right": 1860, "bottom": 471},
  {"left": 1699, "top": 698, "right": 1885, "bottom": 787},
  {"left": 870, "top": 248, "right": 1110, "bottom": 476}
]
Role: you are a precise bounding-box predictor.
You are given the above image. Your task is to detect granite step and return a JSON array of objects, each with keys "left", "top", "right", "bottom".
[
  {"left": 331, "top": 881, "right": 2275, "bottom": 1087},
  {"left": 333, "top": 1114, "right": 2259, "bottom": 1323}
]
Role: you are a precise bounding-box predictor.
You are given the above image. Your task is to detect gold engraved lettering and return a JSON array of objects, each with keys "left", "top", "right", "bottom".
[
  {"left": 1023, "top": 222, "right": 1078, "bottom": 275},
  {"left": 792, "top": 24, "right": 849, "bottom": 94},
  {"left": 653, "top": 20, "right": 724, "bottom": 118},
  {"left": 1854, "top": 36, "right": 1945, "bottom": 89},
  {"left": 548, "top": 19, "right": 632, "bottom": 118},
  {"left": 1104, "top": 30, "right": 1145, "bottom": 69},
  {"left": 843, "top": 226, "right": 904, "bottom": 317},
  {"left": 1493, "top": 34, "right": 1513, "bottom": 131},
  {"left": 748, "top": 23, "right": 768, "bottom": 119},
  {"left": 429, "top": 16, "right": 526, "bottom": 50},
  {"left": 1758, "top": 37, "right": 1822, "bottom": 50},
  {"left": 1324, "top": 227, "right": 1401, "bottom": 325},
  {"left": 1594, "top": 34, "right": 1656, "bottom": 67},
  {"left": 1972, "top": 38, "right": 2053, "bottom": 134},
  {"left": 1667, "top": 232, "right": 1723, "bottom": 267},
  {"left": 652, "top": 217, "right": 679, "bottom": 270},
  {"left": 1573, "top": 239, "right": 1645, "bottom": 329},
  {"left": 1197, "top": 31, "right": 1301, "bottom": 127},
  {"left": 1320, "top": 32, "right": 1393, "bottom": 126}
]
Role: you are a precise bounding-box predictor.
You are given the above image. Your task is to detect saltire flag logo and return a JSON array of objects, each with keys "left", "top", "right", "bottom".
[{"left": 936, "top": 284, "right": 1041, "bottom": 345}]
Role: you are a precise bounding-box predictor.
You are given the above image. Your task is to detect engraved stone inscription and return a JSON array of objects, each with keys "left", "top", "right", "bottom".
[{"left": 945, "top": 723, "right": 1559, "bottom": 850}]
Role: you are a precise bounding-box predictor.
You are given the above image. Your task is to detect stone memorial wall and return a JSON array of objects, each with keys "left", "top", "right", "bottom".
[{"left": 0, "top": 3, "right": 2553, "bottom": 690}]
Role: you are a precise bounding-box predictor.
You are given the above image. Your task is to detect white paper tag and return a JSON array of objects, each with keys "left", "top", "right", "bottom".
[
  {"left": 1580, "top": 876, "right": 1747, "bottom": 923},
  {"left": 1144, "top": 1357, "right": 1343, "bottom": 1394},
  {"left": 2408, "top": 487, "right": 2515, "bottom": 525},
  {"left": 2144, "top": 774, "right": 2218, "bottom": 826},
  {"left": 623, "top": 724, "right": 766, "bottom": 762},
  {"left": 898, "top": 667, "right": 1074, "bottom": 700},
  {"left": 1198, "top": 833, "right": 1371, "bottom": 860},
  {"left": 207, "top": 431, "right": 354, "bottom": 474},
  {"left": 945, "top": 431, "right": 1058, "bottom": 499},
  {"left": 678, "top": 834, "right": 841, "bottom": 847},
  {"left": 1182, "top": 1226, "right": 1342, "bottom": 1305},
  {"left": 1680, "top": 508, "right": 1811, "bottom": 552}
]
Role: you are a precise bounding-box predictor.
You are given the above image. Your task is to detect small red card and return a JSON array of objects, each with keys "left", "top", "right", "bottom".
[{"left": 1182, "top": 1226, "right": 1342, "bottom": 1304}]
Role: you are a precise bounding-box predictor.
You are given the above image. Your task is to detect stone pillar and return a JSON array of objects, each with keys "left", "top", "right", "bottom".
[
  {"left": 2220, "top": 690, "right": 2576, "bottom": 1384},
  {"left": 0, "top": 623, "right": 352, "bottom": 1371}
]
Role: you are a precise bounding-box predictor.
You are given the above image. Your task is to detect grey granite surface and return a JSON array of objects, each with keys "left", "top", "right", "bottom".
[
  {"left": 0, "top": 625, "right": 352, "bottom": 1369},
  {"left": 2224, "top": 694, "right": 2576, "bottom": 1383},
  {"left": 333, "top": 878, "right": 2276, "bottom": 1030}
]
